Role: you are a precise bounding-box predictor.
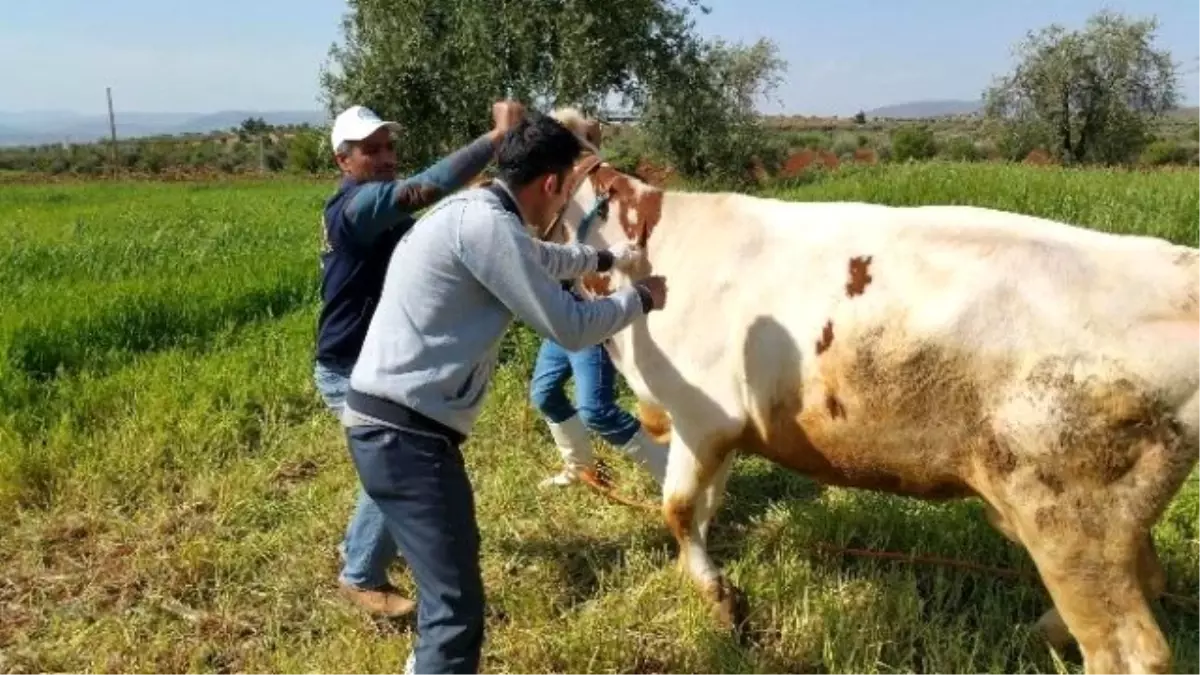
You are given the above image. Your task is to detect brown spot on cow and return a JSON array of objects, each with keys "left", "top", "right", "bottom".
[
  {"left": 1036, "top": 466, "right": 1065, "bottom": 494},
  {"left": 737, "top": 327, "right": 997, "bottom": 501},
  {"left": 637, "top": 401, "right": 673, "bottom": 445},
  {"left": 815, "top": 320, "right": 834, "bottom": 355},
  {"left": 845, "top": 255, "right": 874, "bottom": 297},
  {"left": 580, "top": 273, "right": 613, "bottom": 297},
  {"left": 1021, "top": 362, "right": 1176, "bottom": 489},
  {"left": 825, "top": 392, "right": 846, "bottom": 420},
  {"left": 737, "top": 387, "right": 974, "bottom": 501},
  {"left": 663, "top": 497, "right": 693, "bottom": 544},
  {"left": 590, "top": 166, "right": 664, "bottom": 243},
  {"left": 984, "top": 436, "right": 1017, "bottom": 476},
  {"left": 1034, "top": 504, "right": 1063, "bottom": 531}
]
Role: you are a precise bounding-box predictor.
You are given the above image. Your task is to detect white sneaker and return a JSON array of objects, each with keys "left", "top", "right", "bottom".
[{"left": 403, "top": 649, "right": 416, "bottom": 674}]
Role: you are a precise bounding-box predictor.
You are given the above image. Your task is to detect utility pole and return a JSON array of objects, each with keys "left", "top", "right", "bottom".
[{"left": 106, "top": 87, "right": 118, "bottom": 176}]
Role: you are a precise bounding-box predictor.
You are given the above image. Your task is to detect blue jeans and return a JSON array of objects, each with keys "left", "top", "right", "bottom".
[
  {"left": 346, "top": 423, "right": 485, "bottom": 674},
  {"left": 529, "top": 340, "right": 639, "bottom": 446},
  {"left": 312, "top": 360, "right": 399, "bottom": 589}
]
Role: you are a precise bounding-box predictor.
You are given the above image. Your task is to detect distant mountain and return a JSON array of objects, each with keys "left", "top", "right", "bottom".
[
  {"left": 178, "top": 110, "right": 330, "bottom": 134},
  {"left": 0, "top": 109, "right": 329, "bottom": 147},
  {"left": 862, "top": 99, "right": 983, "bottom": 119},
  {"left": 861, "top": 99, "right": 1198, "bottom": 121}
]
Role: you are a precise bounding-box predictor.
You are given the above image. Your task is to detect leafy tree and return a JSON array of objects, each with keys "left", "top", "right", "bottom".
[
  {"left": 890, "top": 124, "right": 937, "bottom": 161},
  {"left": 286, "top": 129, "right": 333, "bottom": 174},
  {"left": 319, "top": 0, "right": 710, "bottom": 171},
  {"left": 639, "top": 37, "right": 787, "bottom": 186},
  {"left": 1140, "top": 139, "right": 1194, "bottom": 166},
  {"left": 983, "top": 10, "right": 1180, "bottom": 165},
  {"left": 853, "top": 110, "right": 867, "bottom": 124},
  {"left": 940, "top": 135, "right": 980, "bottom": 162},
  {"left": 240, "top": 117, "right": 270, "bottom": 135}
]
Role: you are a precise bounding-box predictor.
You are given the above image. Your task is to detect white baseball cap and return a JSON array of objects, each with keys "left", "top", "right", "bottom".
[{"left": 330, "top": 105, "right": 402, "bottom": 151}]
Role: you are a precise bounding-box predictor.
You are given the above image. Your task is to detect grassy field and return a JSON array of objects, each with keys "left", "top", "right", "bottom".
[{"left": 1, "top": 164, "right": 1197, "bottom": 674}]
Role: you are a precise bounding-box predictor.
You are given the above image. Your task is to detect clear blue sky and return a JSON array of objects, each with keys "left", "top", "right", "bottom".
[{"left": 2, "top": 0, "right": 1196, "bottom": 116}]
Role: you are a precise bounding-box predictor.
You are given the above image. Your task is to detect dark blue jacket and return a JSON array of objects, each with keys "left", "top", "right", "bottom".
[{"left": 315, "top": 134, "right": 497, "bottom": 367}]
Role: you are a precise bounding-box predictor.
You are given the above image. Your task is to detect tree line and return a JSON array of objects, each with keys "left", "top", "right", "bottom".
[{"left": 2, "top": 6, "right": 1194, "bottom": 184}]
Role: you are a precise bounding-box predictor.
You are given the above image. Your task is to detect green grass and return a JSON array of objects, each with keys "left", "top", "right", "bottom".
[{"left": 1, "top": 167, "right": 1196, "bottom": 674}]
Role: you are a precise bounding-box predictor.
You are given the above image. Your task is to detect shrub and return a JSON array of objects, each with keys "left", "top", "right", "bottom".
[{"left": 890, "top": 124, "right": 937, "bottom": 161}]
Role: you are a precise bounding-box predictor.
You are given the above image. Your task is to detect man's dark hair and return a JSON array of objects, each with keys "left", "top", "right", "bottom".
[{"left": 496, "top": 114, "right": 584, "bottom": 189}]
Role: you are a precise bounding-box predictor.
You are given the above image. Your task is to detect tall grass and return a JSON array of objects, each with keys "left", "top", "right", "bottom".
[
  {"left": 763, "top": 162, "right": 1199, "bottom": 246},
  {"left": 1, "top": 167, "right": 1196, "bottom": 674}
]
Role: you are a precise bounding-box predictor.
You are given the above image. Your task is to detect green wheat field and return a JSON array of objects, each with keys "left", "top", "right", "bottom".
[{"left": 1, "top": 163, "right": 1197, "bottom": 673}]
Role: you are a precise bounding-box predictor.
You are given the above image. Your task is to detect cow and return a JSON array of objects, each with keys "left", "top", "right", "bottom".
[{"left": 540, "top": 108, "right": 1199, "bottom": 675}]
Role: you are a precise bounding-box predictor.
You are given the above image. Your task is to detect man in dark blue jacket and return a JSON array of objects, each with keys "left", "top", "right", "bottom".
[{"left": 313, "top": 100, "right": 524, "bottom": 617}]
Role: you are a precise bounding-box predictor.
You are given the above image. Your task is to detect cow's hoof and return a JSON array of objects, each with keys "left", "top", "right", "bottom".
[
  {"left": 706, "top": 576, "right": 750, "bottom": 636},
  {"left": 1034, "top": 608, "right": 1073, "bottom": 651}
]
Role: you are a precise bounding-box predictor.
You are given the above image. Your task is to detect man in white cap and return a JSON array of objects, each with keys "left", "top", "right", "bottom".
[{"left": 312, "top": 100, "right": 524, "bottom": 618}]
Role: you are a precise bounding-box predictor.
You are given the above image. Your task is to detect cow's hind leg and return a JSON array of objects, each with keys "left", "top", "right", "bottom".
[
  {"left": 662, "top": 433, "right": 746, "bottom": 630},
  {"left": 990, "top": 505, "right": 1171, "bottom": 653},
  {"left": 984, "top": 503, "right": 1074, "bottom": 648},
  {"left": 1005, "top": 497, "right": 1171, "bottom": 674}
]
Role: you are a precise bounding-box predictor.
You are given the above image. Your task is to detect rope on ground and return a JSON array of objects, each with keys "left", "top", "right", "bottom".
[
  {"left": 575, "top": 462, "right": 661, "bottom": 512},
  {"left": 528, "top": 450, "right": 1198, "bottom": 613},
  {"left": 810, "top": 543, "right": 1199, "bottom": 612},
  {"left": 530, "top": 446, "right": 1200, "bottom": 614},
  {"left": 524, "top": 439, "right": 661, "bottom": 512}
]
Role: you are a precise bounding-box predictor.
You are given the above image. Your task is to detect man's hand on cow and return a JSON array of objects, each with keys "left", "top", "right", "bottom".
[
  {"left": 607, "top": 241, "right": 645, "bottom": 273},
  {"left": 634, "top": 275, "right": 668, "bottom": 312}
]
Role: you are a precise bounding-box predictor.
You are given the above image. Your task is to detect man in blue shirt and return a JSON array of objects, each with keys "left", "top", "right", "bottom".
[
  {"left": 342, "top": 113, "right": 667, "bottom": 673},
  {"left": 313, "top": 100, "right": 524, "bottom": 618}
]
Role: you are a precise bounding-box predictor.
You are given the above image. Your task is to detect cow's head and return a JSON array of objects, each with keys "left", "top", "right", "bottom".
[{"left": 541, "top": 108, "right": 665, "bottom": 298}]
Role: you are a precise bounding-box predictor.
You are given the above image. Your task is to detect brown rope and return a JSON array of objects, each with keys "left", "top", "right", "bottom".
[
  {"left": 524, "top": 435, "right": 661, "bottom": 513},
  {"left": 553, "top": 460, "right": 1200, "bottom": 612},
  {"left": 524, "top": 438, "right": 1198, "bottom": 613},
  {"left": 574, "top": 463, "right": 661, "bottom": 513},
  {"left": 810, "top": 542, "right": 1199, "bottom": 611}
]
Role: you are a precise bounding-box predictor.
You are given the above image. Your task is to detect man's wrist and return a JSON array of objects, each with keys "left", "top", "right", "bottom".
[{"left": 634, "top": 283, "right": 654, "bottom": 313}]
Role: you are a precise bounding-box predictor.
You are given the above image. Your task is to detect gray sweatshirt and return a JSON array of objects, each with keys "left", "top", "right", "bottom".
[{"left": 344, "top": 184, "right": 646, "bottom": 437}]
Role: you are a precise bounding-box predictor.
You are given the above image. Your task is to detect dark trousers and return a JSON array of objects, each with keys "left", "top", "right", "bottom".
[{"left": 345, "top": 422, "right": 484, "bottom": 674}]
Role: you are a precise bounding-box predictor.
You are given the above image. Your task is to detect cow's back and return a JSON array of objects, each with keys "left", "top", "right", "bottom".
[{"left": 635, "top": 193, "right": 1198, "bottom": 498}]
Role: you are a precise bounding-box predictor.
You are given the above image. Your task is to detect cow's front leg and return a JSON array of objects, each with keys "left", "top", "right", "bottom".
[{"left": 662, "top": 433, "right": 746, "bottom": 631}]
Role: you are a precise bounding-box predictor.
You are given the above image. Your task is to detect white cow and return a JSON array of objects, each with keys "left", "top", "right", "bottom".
[{"left": 544, "top": 109, "right": 1199, "bottom": 675}]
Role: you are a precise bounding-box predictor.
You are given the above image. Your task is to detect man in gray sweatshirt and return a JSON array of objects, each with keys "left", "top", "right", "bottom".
[{"left": 341, "top": 114, "right": 667, "bottom": 674}]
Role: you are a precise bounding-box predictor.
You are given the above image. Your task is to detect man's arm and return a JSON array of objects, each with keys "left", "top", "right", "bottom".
[
  {"left": 340, "top": 133, "right": 498, "bottom": 248},
  {"left": 532, "top": 240, "right": 617, "bottom": 279},
  {"left": 457, "top": 205, "right": 647, "bottom": 352}
]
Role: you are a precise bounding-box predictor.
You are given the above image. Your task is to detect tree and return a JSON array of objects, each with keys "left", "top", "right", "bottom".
[
  {"left": 286, "top": 129, "right": 334, "bottom": 174},
  {"left": 639, "top": 37, "right": 787, "bottom": 186},
  {"left": 983, "top": 10, "right": 1180, "bottom": 165},
  {"left": 890, "top": 124, "right": 937, "bottom": 162},
  {"left": 240, "top": 117, "right": 270, "bottom": 136},
  {"left": 318, "top": 0, "right": 710, "bottom": 171},
  {"left": 853, "top": 110, "right": 867, "bottom": 125}
]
